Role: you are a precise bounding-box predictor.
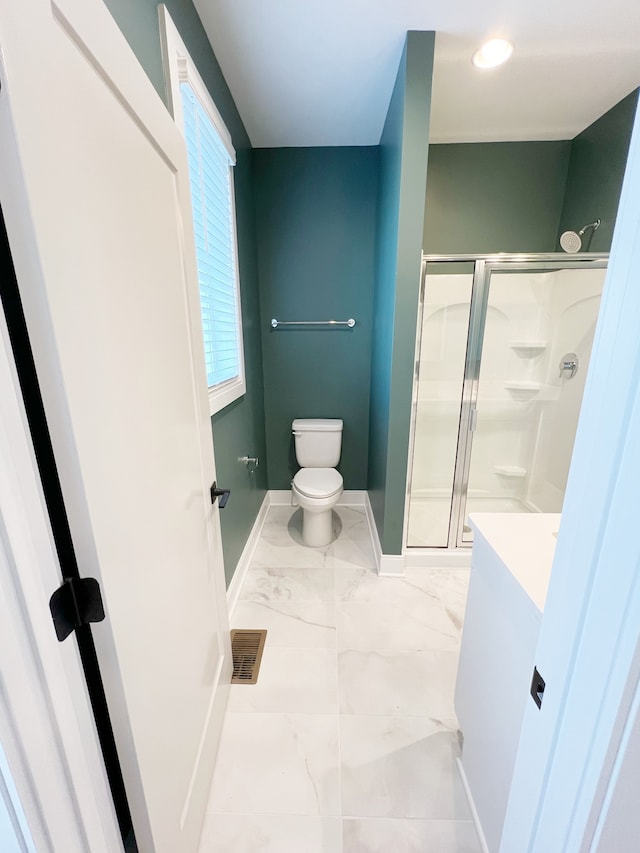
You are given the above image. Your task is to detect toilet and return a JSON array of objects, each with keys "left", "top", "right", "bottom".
[{"left": 291, "top": 418, "right": 343, "bottom": 547}]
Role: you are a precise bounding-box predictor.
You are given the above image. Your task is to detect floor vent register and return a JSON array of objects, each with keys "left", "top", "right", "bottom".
[{"left": 230, "top": 629, "right": 267, "bottom": 684}]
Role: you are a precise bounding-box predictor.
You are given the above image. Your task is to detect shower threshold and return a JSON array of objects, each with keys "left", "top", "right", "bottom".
[{"left": 406, "top": 495, "right": 533, "bottom": 550}]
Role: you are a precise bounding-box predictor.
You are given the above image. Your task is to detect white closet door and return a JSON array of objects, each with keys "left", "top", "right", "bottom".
[{"left": 0, "top": 0, "right": 231, "bottom": 850}]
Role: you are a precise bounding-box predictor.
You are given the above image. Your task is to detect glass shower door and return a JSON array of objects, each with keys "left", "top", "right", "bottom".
[
  {"left": 458, "top": 263, "right": 606, "bottom": 545},
  {"left": 406, "top": 263, "right": 473, "bottom": 547}
]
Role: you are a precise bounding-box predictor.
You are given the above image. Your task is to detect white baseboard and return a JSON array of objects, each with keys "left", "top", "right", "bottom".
[
  {"left": 269, "top": 488, "right": 367, "bottom": 507},
  {"left": 231, "top": 491, "right": 469, "bottom": 593},
  {"left": 364, "top": 493, "right": 472, "bottom": 575},
  {"left": 268, "top": 489, "right": 294, "bottom": 506},
  {"left": 378, "top": 554, "right": 406, "bottom": 576},
  {"left": 456, "top": 757, "right": 490, "bottom": 853},
  {"left": 226, "top": 493, "right": 270, "bottom": 619},
  {"left": 364, "top": 492, "right": 383, "bottom": 574},
  {"left": 363, "top": 493, "right": 407, "bottom": 576},
  {"left": 338, "top": 490, "right": 367, "bottom": 505},
  {"left": 404, "top": 549, "right": 472, "bottom": 569}
]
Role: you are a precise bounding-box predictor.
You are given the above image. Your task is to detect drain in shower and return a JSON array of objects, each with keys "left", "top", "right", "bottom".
[{"left": 230, "top": 629, "right": 267, "bottom": 684}]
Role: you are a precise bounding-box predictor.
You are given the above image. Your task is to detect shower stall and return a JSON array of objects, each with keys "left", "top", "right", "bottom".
[{"left": 405, "top": 253, "right": 608, "bottom": 550}]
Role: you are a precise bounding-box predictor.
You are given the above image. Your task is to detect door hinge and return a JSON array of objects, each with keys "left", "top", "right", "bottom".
[
  {"left": 49, "top": 576, "right": 105, "bottom": 642},
  {"left": 210, "top": 481, "right": 231, "bottom": 509},
  {"left": 530, "top": 665, "right": 546, "bottom": 709}
]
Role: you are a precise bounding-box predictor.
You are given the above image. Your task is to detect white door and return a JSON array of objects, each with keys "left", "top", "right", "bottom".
[
  {"left": 500, "top": 102, "right": 640, "bottom": 850},
  {"left": 0, "top": 291, "right": 122, "bottom": 852},
  {"left": 0, "top": 0, "right": 231, "bottom": 851}
]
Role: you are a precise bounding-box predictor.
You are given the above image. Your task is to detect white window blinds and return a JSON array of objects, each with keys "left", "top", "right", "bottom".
[{"left": 180, "top": 81, "right": 240, "bottom": 390}]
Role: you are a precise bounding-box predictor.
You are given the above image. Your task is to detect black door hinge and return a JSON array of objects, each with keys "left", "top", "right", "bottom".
[
  {"left": 530, "top": 665, "right": 546, "bottom": 709},
  {"left": 210, "top": 481, "right": 231, "bottom": 509},
  {"left": 49, "top": 576, "right": 105, "bottom": 642}
]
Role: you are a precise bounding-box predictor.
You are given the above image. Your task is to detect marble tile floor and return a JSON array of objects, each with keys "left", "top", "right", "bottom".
[{"left": 200, "top": 504, "right": 481, "bottom": 853}]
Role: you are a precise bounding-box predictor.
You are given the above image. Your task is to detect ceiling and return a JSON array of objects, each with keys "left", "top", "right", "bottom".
[{"left": 193, "top": 0, "right": 640, "bottom": 148}]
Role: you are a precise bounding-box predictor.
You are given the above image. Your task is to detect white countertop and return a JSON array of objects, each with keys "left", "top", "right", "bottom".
[{"left": 468, "top": 513, "right": 560, "bottom": 613}]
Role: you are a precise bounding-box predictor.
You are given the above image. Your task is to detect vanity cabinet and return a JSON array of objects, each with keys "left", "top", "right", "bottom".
[{"left": 455, "top": 513, "right": 558, "bottom": 852}]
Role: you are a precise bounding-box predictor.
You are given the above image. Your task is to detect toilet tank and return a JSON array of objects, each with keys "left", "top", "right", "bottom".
[{"left": 292, "top": 419, "right": 343, "bottom": 467}]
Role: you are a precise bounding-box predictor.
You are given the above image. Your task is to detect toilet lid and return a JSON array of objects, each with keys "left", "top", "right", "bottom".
[{"left": 293, "top": 468, "right": 343, "bottom": 498}]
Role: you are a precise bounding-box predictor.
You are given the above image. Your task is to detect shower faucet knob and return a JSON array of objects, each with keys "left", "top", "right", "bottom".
[{"left": 559, "top": 353, "right": 579, "bottom": 379}]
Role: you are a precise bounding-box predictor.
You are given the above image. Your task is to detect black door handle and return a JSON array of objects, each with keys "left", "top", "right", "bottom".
[{"left": 210, "top": 482, "right": 231, "bottom": 509}]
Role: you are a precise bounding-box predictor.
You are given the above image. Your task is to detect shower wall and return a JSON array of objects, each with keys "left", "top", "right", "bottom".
[
  {"left": 526, "top": 269, "right": 604, "bottom": 510},
  {"left": 465, "top": 271, "right": 554, "bottom": 513},
  {"left": 466, "top": 268, "right": 605, "bottom": 513},
  {"left": 407, "top": 265, "right": 606, "bottom": 548}
]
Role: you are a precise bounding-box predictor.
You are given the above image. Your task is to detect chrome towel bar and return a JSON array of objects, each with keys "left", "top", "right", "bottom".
[{"left": 270, "top": 318, "right": 356, "bottom": 328}]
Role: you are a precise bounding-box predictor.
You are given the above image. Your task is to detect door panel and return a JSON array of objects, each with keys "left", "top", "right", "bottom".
[
  {"left": 0, "top": 1, "right": 230, "bottom": 850},
  {"left": 407, "top": 264, "right": 473, "bottom": 547},
  {"left": 458, "top": 264, "right": 606, "bottom": 546},
  {"left": 462, "top": 270, "right": 550, "bottom": 543}
]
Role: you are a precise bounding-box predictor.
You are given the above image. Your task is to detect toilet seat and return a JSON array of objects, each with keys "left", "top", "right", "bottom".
[{"left": 293, "top": 467, "right": 343, "bottom": 499}]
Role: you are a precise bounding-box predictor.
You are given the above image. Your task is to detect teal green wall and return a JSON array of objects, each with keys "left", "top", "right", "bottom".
[
  {"left": 423, "top": 142, "right": 571, "bottom": 253},
  {"left": 103, "top": 0, "right": 267, "bottom": 586},
  {"left": 253, "top": 147, "right": 378, "bottom": 490},
  {"left": 559, "top": 90, "right": 639, "bottom": 253},
  {"left": 368, "top": 32, "right": 435, "bottom": 555},
  {"left": 368, "top": 44, "right": 406, "bottom": 549},
  {"left": 422, "top": 93, "right": 639, "bottom": 258}
]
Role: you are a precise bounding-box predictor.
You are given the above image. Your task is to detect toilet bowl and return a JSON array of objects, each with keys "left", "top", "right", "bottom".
[
  {"left": 291, "top": 419, "right": 344, "bottom": 547},
  {"left": 292, "top": 467, "right": 343, "bottom": 547}
]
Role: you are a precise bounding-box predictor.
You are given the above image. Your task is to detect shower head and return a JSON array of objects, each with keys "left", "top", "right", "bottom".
[
  {"left": 560, "top": 219, "right": 601, "bottom": 253},
  {"left": 560, "top": 230, "right": 582, "bottom": 253}
]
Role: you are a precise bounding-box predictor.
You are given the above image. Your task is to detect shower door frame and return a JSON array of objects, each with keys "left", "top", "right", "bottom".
[{"left": 407, "top": 253, "right": 609, "bottom": 552}]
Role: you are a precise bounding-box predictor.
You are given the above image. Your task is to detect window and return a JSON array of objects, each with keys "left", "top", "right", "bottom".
[{"left": 160, "top": 8, "right": 245, "bottom": 414}]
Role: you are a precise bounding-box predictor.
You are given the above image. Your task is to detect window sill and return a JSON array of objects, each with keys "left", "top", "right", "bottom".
[{"left": 208, "top": 376, "right": 245, "bottom": 416}]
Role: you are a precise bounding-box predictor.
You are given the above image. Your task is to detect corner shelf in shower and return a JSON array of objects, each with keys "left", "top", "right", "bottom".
[
  {"left": 509, "top": 340, "right": 547, "bottom": 357},
  {"left": 493, "top": 465, "right": 527, "bottom": 478},
  {"left": 504, "top": 380, "right": 541, "bottom": 400}
]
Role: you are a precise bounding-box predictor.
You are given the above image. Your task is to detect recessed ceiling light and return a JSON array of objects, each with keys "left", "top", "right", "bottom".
[{"left": 472, "top": 38, "right": 514, "bottom": 69}]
